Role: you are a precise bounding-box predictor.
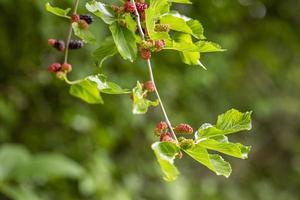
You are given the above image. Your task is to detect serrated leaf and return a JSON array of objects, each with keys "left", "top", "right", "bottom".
[
  {"left": 152, "top": 142, "right": 180, "bottom": 182},
  {"left": 86, "top": 0, "right": 116, "bottom": 24},
  {"left": 109, "top": 22, "right": 137, "bottom": 62},
  {"left": 196, "top": 41, "right": 225, "bottom": 52},
  {"left": 45, "top": 2, "right": 71, "bottom": 19},
  {"left": 167, "top": 0, "right": 192, "bottom": 4},
  {"left": 72, "top": 22, "right": 96, "bottom": 44},
  {"left": 198, "top": 138, "right": 251, "bottom": 159},
  {"left": 93, "top": 36, "right": 118, "bottom": 68},
  {"left": 88, "top": 74, "right": 130, "bottom": 95},
  {"left": 70, "top": 79, "right": 103, "bottom": 104},
  {"left": 132, "top": 81, "right": 159, "bottom": 114},
  {"left": 165, "top": 33, "right": 199, "bottom": 52},
  {"left": 197, "top": 109, "right": 252, "bottom": 139},
  {"left": 185, "top": 144, "right": 232, "bottom": 177},
  {"left": 160, "top": 14, "right": 193, "bottom": 34},
  {"left": 145, "top": 0, "right": 171, "bottom": 40},
  {"left": 187, "top": 19, "right": 206, "bottom": 39}
]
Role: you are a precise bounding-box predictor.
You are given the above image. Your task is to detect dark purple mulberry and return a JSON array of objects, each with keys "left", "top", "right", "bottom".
[
  {"left": 80, "top": 14, "right": 93, "bottom": 24},
  {"left": 54, "top": 40, "right": 65, "bottom": 52},
  {"left": 68, "top": 40, "right": 84, "bottom": 49}
]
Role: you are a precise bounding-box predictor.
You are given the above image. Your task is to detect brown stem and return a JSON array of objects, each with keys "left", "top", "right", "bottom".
[
  {"left": 131, "top": 0, "right": 178, "bottom": 142},
  {"left": 64, "top": 0, "right": 80, "bottom": 64}
]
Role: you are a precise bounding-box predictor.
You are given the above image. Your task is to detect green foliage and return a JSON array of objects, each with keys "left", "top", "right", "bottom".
[
  {"left": 72, "top": 22, "right": 96, "bottom": 44},
  {"left": 109, "top": 22, "right": 137, "bottom": 62},
  {"left": 132, "top": 81, "right": 159, "bottom": 114},
  {"left": 86, "top": 1, "right": 116, "bottom": 24},
  {"left": 153, "top": 109, "right": 252, "bottom": 180},
  {"left": 69, "top": 74, "right": 129, "bottom": 104},
  {"left": 45, "top": 2, "right": 71, "bottom": 19},
  {"left": 151, "top": 142, "right": 180, "bottom": 182},
  {"left": 92, "top": 36, "right": 118, "bottom": 68}
]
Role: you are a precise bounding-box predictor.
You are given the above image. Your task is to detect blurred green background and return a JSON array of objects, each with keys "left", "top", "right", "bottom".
[{"left": 1, "top": 0, "right": 300, "bottom": 199}]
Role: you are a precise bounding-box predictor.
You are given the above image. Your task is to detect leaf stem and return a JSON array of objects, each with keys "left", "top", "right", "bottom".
[
  {"left": 63, "top": 0, "right": 80, "bottom": 64},
  {"left": 131, "top": 0, "right": 178, "bottom": 143}
]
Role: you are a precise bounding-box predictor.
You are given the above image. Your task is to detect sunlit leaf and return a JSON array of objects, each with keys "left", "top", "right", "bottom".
[
  {"left": 167, "top": 0, "right": 192, "bottom": 4},
  {"left": 196, "top": 41, "right": 225, "bottom": 52},
  {"left": 132, "top": 81, "right": 159, "bottom": 114},
  {"left": 198, "top": 138, "right": 251, "bottom": 159},
  {"left": 86, "top": 0, "right": 116, "bottom": 24},
  {"left": 70, "top": 79, "right": 103, "bottom": 104},
  {"left": 45, "top": 2, "right": 71, "bottom": 19},
  {"left": 152, "top": 142, "right": 180, "bottom": 182},
  {"left": 185, "top": 144, "right": 232, "bottom": 177},
  {"left": 197, "top": 109, "right": 252, "bottom": 139}
]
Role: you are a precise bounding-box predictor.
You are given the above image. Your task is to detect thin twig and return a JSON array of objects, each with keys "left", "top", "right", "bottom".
[
  {"left": 64, "top": 0, "right": 80, "bottom": 64},
  {"left": 131, "top": 0, "right": 178, "bottom": 142}
]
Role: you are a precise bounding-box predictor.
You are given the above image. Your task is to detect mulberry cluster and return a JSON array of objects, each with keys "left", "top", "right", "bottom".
[
  {"left": 139, "top": 39, "right": 166, "bottom": 59},
  {"left": 48, "top": 39, "right": 84, "bottom": 51},
  {"left": 71, "top": 14, "right": 93, "bottom": 29},
  {"left": 123, "top": 0, "right": 148, "bottom": 20},
  {"left": 48, "top": 63, "right": 72, "bottom": 78}
]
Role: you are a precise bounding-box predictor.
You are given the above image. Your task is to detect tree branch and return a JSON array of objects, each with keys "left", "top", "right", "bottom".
[
  {"left": 131, "top": 0, "right": 178, "bottom": 142},
  {"left": 64, "top": 0, "right": 80, "bottom": 64}
]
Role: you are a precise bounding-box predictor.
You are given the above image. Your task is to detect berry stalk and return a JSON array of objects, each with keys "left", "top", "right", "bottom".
[
  {"left": 63, "top": 0, "right": 80, "bottom": 64},
  {"left": 131, "top": 0, "right": 178, "bottom": 143}
]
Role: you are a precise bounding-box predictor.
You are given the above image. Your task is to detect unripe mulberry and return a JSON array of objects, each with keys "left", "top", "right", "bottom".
[
  {"left": 68, "top": 40, "right": 84, "bottom": 49},
  {"left": 140, "top": 48, "right": 151, "bottom": 60},
  {"left": 154, "top": 24, "right": 171, "bottom": 32},
  {"left": 80, "top": 14, "right": 93, "bottom": 24},
  {"left": 160, "top": 133, "right": 173, "bottom": 142},
  {"left": 78, "top": 20, "right": 89, "bottom": 29},
  {"left": 179, "top": 139, "right": 195, "bottom": 150},
  {"left": 47, "top": 39, "right": 56, "bottom": 46},
  {"left": 174, "top": 124, "right": 193, "bottom": 134},
  {"left": 141, "top": 40, "right": 155, "bottom": 49},
  {"left": 56, "top": 71, "right": 65, "bottom": 80},
  {"left": 62, "top": 63, "right": 72, "bottom": 73},
  {"left": 155, "top": 40, "right": 165, "bottom": 52},
  {"left": 124, "top": 1, "right": 135, "bottom": 13},
  {"left": 71, "top": 14, "right": 80, "bottom": 22},
  {"left": 144, "top": 81, "right": 155, "bottom": 92},
  {"left": 48, "top": 63, "right": 61, "bottom": 73},
  {"left": 154, "top": 121, "right": 168, "bottom": 136}
]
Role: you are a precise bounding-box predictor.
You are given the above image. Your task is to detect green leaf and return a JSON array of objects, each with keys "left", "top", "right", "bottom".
[
  {"left": 132, "top": 81, "right": 159, "bottom": 114},
  {"left": 109, "top": 22, "right": 137, "bottom": 62},
  {"left": 197, "top": 109, "right": 252, "bottom": 139},
  {"left": 196, "top": 41, "right": 225, "bottom": 52},
  {"left": 187, "top": 19, "right": 206, "bottom": 39},
  {"left": 86, "top": 0, "right": 116, "bottom": 24},
  {"left": 198, "top": 138, "right": 251, "bottom": 159},
  {"left": 185, "top": 144, "right": 232, "bottom": 177},
  {"left": 88, "top": 74, "right": 130, "bottom": 95},
  {"left": 93, "top": 36, "right": 118, "bottom": 68},
  {"left": 165, "top": 33, "right": 199, "bottom": 52},
  {"left": 160, "top": 14, "right": 193, "bottom": 34},
  {"left": 72, "top": 22, "right": 96, "bottom": 44},
  {"left": 152, "top": 142, "right": 180, "bottom": 182},
  {"left": 45, "top": 2, "right": 71, "bottom": 19},
  {"left": 70, "top": 79, "right": 103, "bottom": 104},
  {"left": 167, "top": 0, "right": 192, "bottom": 4},
  {"left": 145, "top": 0, "right": 171, "bottom": 40}
]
